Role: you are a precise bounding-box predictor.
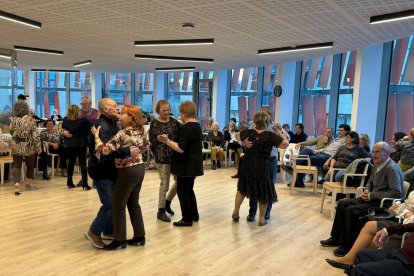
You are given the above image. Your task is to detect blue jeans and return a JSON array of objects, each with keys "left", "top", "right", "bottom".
[
  {"left": 295, "top": 151, "right": 331, "bottom": 184},
  {"left": 90, "top": 178, "right": 115, "bottom": 236},
  {"left": 248, "top": 157, "right": 277, "bottom": 219}
]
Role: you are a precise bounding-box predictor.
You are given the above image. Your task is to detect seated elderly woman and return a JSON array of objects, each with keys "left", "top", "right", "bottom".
[
  {"left": 207, "top": 122, "right": 225, "bottom": 170},
  {"left": 39, "top": 119, "right": 67, "bottom": 180},
  {"left": 224, "top": 121, "right": 243, "bottom": 169},
  {"left": 359, "top": 133, "right": 371, "bottom": 153},
  {"left": 326, "top": 191, "right": 414, "bottom": 273},
  {"left": 324, "top": 131, "right": 371, "bottom": 182}
]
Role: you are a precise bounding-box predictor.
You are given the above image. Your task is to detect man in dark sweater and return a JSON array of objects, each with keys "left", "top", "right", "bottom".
[
  {"left": 348, "top": 222, "right": 414, "bottom": 275},
  {"left": 289, "top": 123, "right": 308, "bottom": 144},
  {"left": 320, "top": 142, "right": 404, "bottom": 257},
  {"left": 84, "top": 98, "right": 136, "bottom": 249}
]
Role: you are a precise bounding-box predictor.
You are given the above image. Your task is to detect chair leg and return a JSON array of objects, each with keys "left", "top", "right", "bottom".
[
  {"left": 313, "top": 172, "right": 317, "bottom": 196},
  {"left": 51, "top": 156, "right": 55, "bottom": 178},
  {"left": 331, "top": 191, "right": 337, "bottom": 220},
  {"left": 0, "top": 162, "right": 4, "bottom": 186},
  {"left": 320, "top": 187, "right": 326, "bottom": 213},
  {"left": 290, "top": 171, "right": 297, "bottom": 194}
]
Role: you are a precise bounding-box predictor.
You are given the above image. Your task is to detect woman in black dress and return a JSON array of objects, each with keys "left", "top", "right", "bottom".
[
  {"left": 232, "top": 112, "right": 288, "bottom": 226},
  {"left": 158, "top": 101, "right": 203, "bottom": 227}
]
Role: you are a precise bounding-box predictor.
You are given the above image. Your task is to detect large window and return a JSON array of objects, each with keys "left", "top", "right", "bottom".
[
  {"left": 167, "top": 72, "right": 194, "bottom": 117},
  {"left": 35, "top": 72, "right": 91, "bottom": 118},
  {"left": 198, "top": 71, "right": 214, "bottom": 128},
  {"left": 298, "top": 55, "right": 333, "bottom": 137},
  {"left": 230, "top": 67, "right": 258, "bottom": 123},
  {"left": 104, "top": 73, "right": 132, "bottom": 106},
  {"left": 337, "top": 51, "right": 356, "bottom": 129},
  {"left": 135, "top": 73, "right": 154, "bottom": 114},
  {"left": 385, "top": 35, "right": 414, "bottom": 143},
  {"left": 262, "top": 65, "right": 280, "bottom": 116},
  {"left": 0, "top": 69, "right": 24, "bottom": 131}
]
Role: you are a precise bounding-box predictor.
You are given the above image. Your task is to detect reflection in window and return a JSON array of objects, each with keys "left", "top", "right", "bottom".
[
  {"left": 104, "top": 73, "right": 132, "bottom": 107},
  {"left": 262, "top": 65, "right": 280, "bottom": 116},
  {"left": 197, "top": 71, "right": 214, "bottom": 128},
  {"left": 230, "top": 67, "right": 258, "bottom": 123},
  {"left": 167, "top": 72, "right": 194, "bottom": 117},
  {"left": 385, "top": 35, "right": 414, "bottom": 143},
  {"left": 298, "top": 55, "right": 332, "bottom": 137},
  {"left": 337, "top": 51, "right": 356, "bottom": 129},
  {"left": 135, "top": 73, "right": 154, "bottom": 114},
  {"left": 70, "top": 72, "right": 92, "bottom": 109},
  {"left": 0, "top": 69, "right": 23, "bottom": 131}
]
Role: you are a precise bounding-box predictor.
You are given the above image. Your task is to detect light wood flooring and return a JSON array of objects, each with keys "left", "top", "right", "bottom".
[{"left": 0, "top": 166, "right": 344, "bottom": 276}]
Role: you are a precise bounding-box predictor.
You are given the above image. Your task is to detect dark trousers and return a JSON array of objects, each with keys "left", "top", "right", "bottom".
[
  {"left": 66, "top": 147, "right": 87, "bottom": 184},
  {"left": 39, "top": 145, "right": 67, "bottom": 172},
  {"left": 248, "top": 156, "right": 277, "bottom": 219},
  {"left": 349, "top": 249, "right": 414, "bottom": 276},
  {"left": 295, "top": 150, "right": 331, "bottom": 184},
  {"left": 177, "top": 176, "right": 199, "bottom": 222},
  {"left": 90, "top": 178, "right": 115, "bottom": 236},
  {"left": 331, "top": 198, "right": 379, "bottom": 248},
  {"left": 12, "top": 154, "right": 36, "bottom": 183},
  {"left": 113, "top": 164, "right": 145, "bottom": 241}
]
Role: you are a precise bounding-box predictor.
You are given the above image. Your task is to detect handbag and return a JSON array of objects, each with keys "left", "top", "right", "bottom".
[{"left": 367, "top": 207, "right": 395, "bottom": 221}]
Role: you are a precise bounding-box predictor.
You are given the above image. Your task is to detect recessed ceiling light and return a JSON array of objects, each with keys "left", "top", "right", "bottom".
[
  {"left": 0, "top": 53, "right": 11, "bottom": 59},
  {"left": 73, "top": 60, "right": 92, "bottom": 67},
  {"left": 0, "top": 10, "right": 42, "bottom": 29},
  {"left": 135, "top": 54, "right": 213, "bottom": 63},
  {"left": 258, "top": 42, "right": 333, "bottom": 55},
  {"left": 14, "top": 45, "right": 64, "bottom": 55},
  {"left": 155, "top": 67, "right": 195, "bottom": 72},
  {"left": 370, "top": 9, "right": 414, "bottom": 24},
  {"left": 135, "top": 38, "right": 214, "bottom": 47}
]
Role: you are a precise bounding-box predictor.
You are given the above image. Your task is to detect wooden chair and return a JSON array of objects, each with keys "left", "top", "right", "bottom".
[
  {"left": 290, "top": 155, "right": 318, "bottom": 195},
  {"left": 45, "top": 142, "right": 61, "bottom": 178},
  {"left": 278, "top": 148, "right": 286, "bottom": 184},
  {"left": 0, "top": 151, "right": 13, "bottom": 185},
  {"left": 202, "top": 141, "right": 212, "bottom": 166},
  {"left": 224, "top": 141, "right": 236, "bottom": 167},
  {"left": 320, "top": 163, "right": 370, "bottom": 220}
]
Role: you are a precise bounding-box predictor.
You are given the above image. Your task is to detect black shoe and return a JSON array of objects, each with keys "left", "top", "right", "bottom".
[
  {"left": 265, "top": 214, "right": 270, "bottom": 221},
  {"left": 217, "top": 161, "right": 221, "bottom": 168},
  {"left": 212, "top": 161, "right": 216, "bottom": 170},
  {"left": 165, "top": 200, "right": 175, "bottom": 215},
  {"left": 231, "top": 174, "right": 239, "bottom": 178},
  {"left": 246, "top": 215, "right": 255, "bottom": 222},
  {"left": 127, "top": 236, "right": 145, "bottom": 246},
  {"left": 67, "top": 181, "right": 75, "bottom": 189},
  {"left": 320, "top": 237, "right": 338, "bottom": 247},
  {"left": 43, "top": 173, "right": 50, "bottom": 180},
  {"left": 173, "top": 219, "right": 193, "bottom": 227},
  {"left": 318, "top": 179, "right": 325, "bottom": 185},
  {"left": 333, "top": 246, "right": 350, "bottom": 257},
  {"left": 294, "top": 181, "right": 305, "bottom": 188},
  {"left": 325, "top": 259, "right": 353, "bottom": 272},
  {"left": 82, "top": 183, "right": 91, "bottom": 191},
  {"left": 192, "top": 215, "right": 199, "bottom": 222},
  {"left": 104, "top": 240, "right": 127, "bottom": 250},
  {"left": 157, "top": 208, "right": 171, "bottom": 222},
  {"left": 281, "top": 164, "right": 293, "bottom": 175}
]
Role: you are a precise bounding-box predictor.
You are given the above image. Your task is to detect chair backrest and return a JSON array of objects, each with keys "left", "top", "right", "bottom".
[
  {"left": 402, "top": 181, "right": 410, "bottom": 200},
  {"left": 282, "top": 143, "right": 299, "bottom": 165}
]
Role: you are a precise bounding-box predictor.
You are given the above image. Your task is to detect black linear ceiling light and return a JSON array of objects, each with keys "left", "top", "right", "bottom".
[
  {"left": 73, "top": 60, "right": 92, "bottom": 67},
  {"left": 135, "top": 38, "right": 214, "bottom": 47},
  {"left": 31, "top": 69, "right": 79, "bottom": 73},
  {"left": 155, "top": 66, "right": 195, "bottom": 72},
  {"left": 370, "top": 9, "right": 414, "bottom": 24},
  {"left": 0, "top": 10, "right": 42, "bottom": 29},
  {"left": 135, "top": 54, "right": 213, "bottom": 63},
  {"left": 258, "top": 42, "right": 333, "bottom": 55},
  {"left": 14, "top": 45, "right": 64, "bottom": 55}
]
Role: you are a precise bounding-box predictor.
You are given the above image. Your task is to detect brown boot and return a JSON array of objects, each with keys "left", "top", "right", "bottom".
[{"left": 84, "top": 230, "right": 105, "bottom": 249}]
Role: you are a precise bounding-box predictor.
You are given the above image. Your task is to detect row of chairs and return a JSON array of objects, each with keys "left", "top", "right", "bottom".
[{"left": 202, "top": 141, "right": 237, "bottom": 167}]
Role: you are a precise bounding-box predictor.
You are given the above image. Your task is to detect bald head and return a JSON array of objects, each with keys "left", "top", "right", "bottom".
[
  {"left": 372, "top": 141, "right": 391, "bottom": 165},
  {"left": 98, "top": 98, "right": 118, "bottom": 119}
]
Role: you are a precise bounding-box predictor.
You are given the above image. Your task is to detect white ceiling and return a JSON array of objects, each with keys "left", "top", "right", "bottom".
[{"left": 1, "top": 0, "right": 414, "bottom": 72}]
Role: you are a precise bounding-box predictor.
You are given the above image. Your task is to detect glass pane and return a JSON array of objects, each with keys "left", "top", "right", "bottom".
[
  {"left": 262, "top": 65, "right": 279, "bottom": 115},
  {"left": 135, "top": 72, "right": 154, "bottom": 114},
  {"left": 168, "top": 72, "right": 194, "bottom": 117},
  {"left": 103, "top": 73, "right": 132, "bottom": 107},
  {"left": 298, "top": 55, "right": 333, "bottom": 137},
  {"left": 0, "top": 69, "right": 13, "bottom": 132},
  {"left": 198, "top": 80, "right": 212, "bottom": 128},
  {"left": 35, "top": 72, "right": 68, "bottom": 118},
  {"left": 230, "top": 67, "right": 258, "bottom": 124},
  {"left": 336, "top": 51, "right": 356, "bottom": 129},
  {"left": 385, "top": 35, "right": 414, "bottom": 144}
]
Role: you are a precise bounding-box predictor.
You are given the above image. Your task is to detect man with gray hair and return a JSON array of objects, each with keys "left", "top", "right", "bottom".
[
  {"left": 320, "top": 142, "right": 404, "bottom": 257},
  {"left": 80, "top": 95, "right": 99, "bottom": 122},
  {"left": 85, "top": 98, "right": 136, "bottom": 249}
]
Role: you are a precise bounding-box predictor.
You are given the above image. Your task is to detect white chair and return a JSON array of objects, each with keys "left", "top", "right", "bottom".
[
  {"left": 45, "top": 142, "right": 61, "bottom": 178},
  {"left": 0, "top": 151, "right": 13, "bottom": 185}
]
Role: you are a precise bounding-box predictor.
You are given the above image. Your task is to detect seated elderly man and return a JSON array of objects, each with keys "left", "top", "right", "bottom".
[
  {"left": 320, "top": 142, "right": 404, "bottom": 257},
  {"left": 292, "top": 124, "right": 350, "bottom": 187}
]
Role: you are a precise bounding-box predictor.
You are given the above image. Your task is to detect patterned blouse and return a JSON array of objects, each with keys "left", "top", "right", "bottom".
[
  {"left": 95, "top": 126, "right": 148, "bottom": 168},
  {"left": 40, "top": 129, "right": 62, "bottom": 145},
  {"left": 10, "top": 115, "right": 41, "bottom": 156},
  {"left": 149, "top": 118, "right": 181, "bottom": 164}
]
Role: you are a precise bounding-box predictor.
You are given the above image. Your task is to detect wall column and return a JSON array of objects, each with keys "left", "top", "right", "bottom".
[{"left": 212, "top": 70, "right": 230, "bottom": 129}]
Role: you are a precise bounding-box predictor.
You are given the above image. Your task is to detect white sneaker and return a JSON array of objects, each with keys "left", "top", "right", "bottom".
[
  {"left": 101, "top": 233, "right": 114, "bottom": 240},
  {"left": 304, "top": 175, "right": 313, "bottom": 182}
]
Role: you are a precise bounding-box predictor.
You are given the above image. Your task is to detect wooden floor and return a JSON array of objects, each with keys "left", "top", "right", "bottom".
[{"left": 0, "top": 166, "right": 344, "bottom": 276}]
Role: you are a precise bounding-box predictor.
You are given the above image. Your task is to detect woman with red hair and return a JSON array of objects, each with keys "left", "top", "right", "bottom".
[{"left": 91, "top": 104, "right": 148, "bottom": 250}]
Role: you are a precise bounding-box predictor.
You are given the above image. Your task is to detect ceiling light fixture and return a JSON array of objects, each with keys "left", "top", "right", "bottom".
[
  {"left": 155, "top": 67, "right": 195, "bottom": 72},
  {"left": 0, "top": 10, "right": 42, "bottom": 29},
  {"left": 258, "top": 42, "right": 333, "bottom": 55},
  {"left": 0, "top": 53, "right": 11, "bottom": 59},
  {"left": 370, "top": 9, "right": 414, "bottom": 24},
  {"left": 135, "top": 54, "right": 213, "bottom": 63},
  {"left": 182, "top": 22, "right": 196, "bottom": 28},
  {"left": 73, "top": 60, "right": 92, "bottom": 67},
  {"left": 31, "top": 69, "right": 79, "bottom": 73},
  {"left": 31, "top": 69, "right": 47, "bottom": 72},
  {"left": 135, "top": 38, "right": 214, "bottom": 47},
  {"left": 14, "top": 45, "right": 64, "bottom": 55}
]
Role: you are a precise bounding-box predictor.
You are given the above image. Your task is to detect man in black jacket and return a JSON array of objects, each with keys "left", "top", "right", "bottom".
[{"left": 84, "top": 98, "right": 137, "bottom": 249}]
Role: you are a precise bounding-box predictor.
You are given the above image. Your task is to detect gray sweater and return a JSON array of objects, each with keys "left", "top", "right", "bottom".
[
  {"left": 366, "top": 159, "right": 404, "bottom": 200},
  {"left": 395, "top": 140, "right": 414, "bottom": 165}
]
